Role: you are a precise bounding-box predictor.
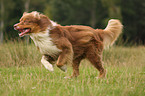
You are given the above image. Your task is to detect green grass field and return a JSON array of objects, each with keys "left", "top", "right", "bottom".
[{"left": 0, "top": 42, "right": 145, "bottom": 96}]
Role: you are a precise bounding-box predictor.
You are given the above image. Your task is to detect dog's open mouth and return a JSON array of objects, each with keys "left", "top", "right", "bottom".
[{"left": 18, "top": 28, "right": 31, "bottom": 37}]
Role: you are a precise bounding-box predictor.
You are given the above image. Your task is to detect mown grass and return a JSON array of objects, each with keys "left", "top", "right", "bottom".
[{"left": 0, "top": 42, "right": 145, "bottom": 96}]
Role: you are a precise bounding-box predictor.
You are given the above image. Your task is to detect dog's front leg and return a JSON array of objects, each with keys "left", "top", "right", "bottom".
[
  {"left": 56, "top": 38, "right": 73, "bottom": 72},
  {"left": 41, "top": 56, "right": 54, "bottom": 72}
]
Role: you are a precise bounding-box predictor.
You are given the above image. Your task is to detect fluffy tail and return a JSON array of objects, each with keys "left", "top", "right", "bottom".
[{"left": 103, "top": 19, "right": 123, "bottom": 48}]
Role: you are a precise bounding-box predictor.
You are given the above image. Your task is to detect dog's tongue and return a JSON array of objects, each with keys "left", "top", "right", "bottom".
[{"left": 19, "top": 29, "right": 30, "bottom": 37}]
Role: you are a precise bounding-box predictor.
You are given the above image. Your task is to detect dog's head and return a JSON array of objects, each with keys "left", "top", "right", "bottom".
[{"left": 14, "top": 11, "right": 52, "bottom": 37}]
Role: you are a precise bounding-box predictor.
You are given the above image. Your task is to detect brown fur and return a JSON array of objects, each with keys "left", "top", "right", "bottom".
[
  {"left": 14, "top": 11, "right": 123, "bottom": 78},
  {"left": 50, "top": 26, "right": 106, "bottom": 78}
]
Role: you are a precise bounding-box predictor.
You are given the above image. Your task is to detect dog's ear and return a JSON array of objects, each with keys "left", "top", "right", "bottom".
[
  {"left": 39, "top": 14, "right": 52, "bottom": 31},
  {"left": 31, "top": 11, "right": 40, "bottom": 19},
  {"left": 23, "top": 12, "right": 27, "bottom": 15}
]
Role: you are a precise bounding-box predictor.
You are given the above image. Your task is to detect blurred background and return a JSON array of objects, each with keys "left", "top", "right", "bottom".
[{"left": 0, "top": 0, "right": 145, "bottom": 45}]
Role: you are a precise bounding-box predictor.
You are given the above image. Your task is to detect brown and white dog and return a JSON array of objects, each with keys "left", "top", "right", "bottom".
[{"left": 14, "top": 11, "right": 123, "bottom": 78}]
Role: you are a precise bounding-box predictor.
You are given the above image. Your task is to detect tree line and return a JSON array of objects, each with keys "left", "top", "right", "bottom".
[{"left": 0, "top": 0, "right": 145, "bottom": 44}]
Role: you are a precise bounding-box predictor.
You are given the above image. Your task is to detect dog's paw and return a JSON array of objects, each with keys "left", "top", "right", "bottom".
[
  {"left": 58, "top": 65, "right": 67, "bottom": 72},
  {"left": 45, "top": 64, "right": 54, "bottom": 72},
  {"left": 64, "top": 76, "right": 71, "bottom": 79},
  {"left": 95, "top": 77, "right": 99, "bottom": 79},
  {"left": 41, "top": 56, "right": 54, "bottom": 72}
]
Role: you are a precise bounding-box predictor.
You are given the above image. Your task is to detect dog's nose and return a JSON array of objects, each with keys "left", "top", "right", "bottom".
[
  {"left": 14, "top": 23, "right": 19, "bottom": 30},
  {"left": 14, "top": 24, "right": 18, "bottom": 28}
]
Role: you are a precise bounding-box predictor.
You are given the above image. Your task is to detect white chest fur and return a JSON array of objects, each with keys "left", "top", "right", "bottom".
[{"left": 30, "top": 31, "right": 61, "bottom": 56}]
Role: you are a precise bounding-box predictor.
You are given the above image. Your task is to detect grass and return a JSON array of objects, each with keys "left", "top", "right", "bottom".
[{"left": 0, "top": 42, "right": 145, "bottom": 96}]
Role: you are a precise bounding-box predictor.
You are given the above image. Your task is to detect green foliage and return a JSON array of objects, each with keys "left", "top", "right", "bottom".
[
  {"left": 1, "top": 0, "right": 145, "bottom": 44},
  {"left": 48, "top": 0, "right": 107, "bottom": 28},
  {"left": 0, "top": 42, "right": 145, "bottom": 96},
  {"left": 0, "top": 66, "right": 144, "bottom": 96},
  {"left": 121, "top": 0, "right": 145, "bottom": 44},
  {"left": 101, "top": 0, "right": 122, "bottom": 20}
]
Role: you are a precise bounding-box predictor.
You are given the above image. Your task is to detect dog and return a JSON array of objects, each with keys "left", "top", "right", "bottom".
[{"left": 14, "top": 11, "right": 123, "bottom": 78}]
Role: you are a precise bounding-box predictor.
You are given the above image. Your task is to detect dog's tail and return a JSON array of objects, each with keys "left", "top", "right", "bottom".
[{"left": 102, "top": 19, "right": 123, "bottom": 48}]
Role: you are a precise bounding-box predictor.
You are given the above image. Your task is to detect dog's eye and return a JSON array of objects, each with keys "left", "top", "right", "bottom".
[
  {"left": 28, "top": 21, "right": 32, "bottom": 23},
  {"left": 23, "top": 21, "right": 32, "bottom": 24},
  {"left": 23, "top": 21, "right": 27, "bottom": 23}
]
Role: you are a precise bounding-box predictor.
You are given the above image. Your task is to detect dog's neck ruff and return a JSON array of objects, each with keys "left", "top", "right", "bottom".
[{"left": 30, "top": 21, "right": 61, "bottom": 56}]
